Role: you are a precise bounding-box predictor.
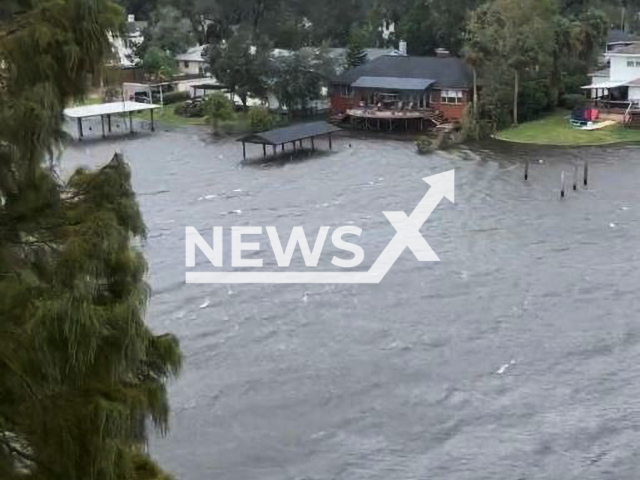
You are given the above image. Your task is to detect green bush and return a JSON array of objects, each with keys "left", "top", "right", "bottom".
[
  {"left": 416, "top": 136, "right": 433, "bottom": 154},
  {"left": 249, "top": 108, "right": 274, "bottom": 132},
  {"left": 175, "top": 100, "right": 204, "bottom": 118},
  {"left": 560, "top": 93, "right": 586, "bottom": 110},
  {"left": 162, "top": 91, "right": 191, "bottom": 105}
]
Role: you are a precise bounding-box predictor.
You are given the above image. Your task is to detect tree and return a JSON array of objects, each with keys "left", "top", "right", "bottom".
[
  {"left": 270, "top": 50, "right": 326, "bottom": 113},
  {"left": 466, "top": 0, "right": 556, "bottom": 125},
  {"left": 345, "top": 29, "right": 368, "bottom": 69},
  {"left": 0, "top": 1, "right": 182, "bottom": 479},
  {"left": 143, "top": 46, "right": 176, "bottom": 81},
  {"left": 205, "top": 30, "right": 272, "bottom": 108},
  {"left": 146, "top": 5, "right": 195, "bottom": 56},
  {"left": 204, "top": 92, "right": 235, "bottom": 133}
]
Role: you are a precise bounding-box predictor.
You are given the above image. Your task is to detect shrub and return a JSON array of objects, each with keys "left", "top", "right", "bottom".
[
  {"left": 416, "top": 136, "right": 433, "bottom": 154},
  {"left": 175, "top": 99, "right": 204, "bottom": 118},
  {"left": 560, "top": 93, "right": 585, "bottom": 110},
  {"left": 433, "top": 131, "right": 452, "bottom": 150},
  {"left": 249, "top": 108, "right": 274, "bottom": 132},
  {"left": 203, "top": 93, "right": 235, "bottom": 133},
  {"left": 162, "top": 91, "right": 190, "bottom": 105}
]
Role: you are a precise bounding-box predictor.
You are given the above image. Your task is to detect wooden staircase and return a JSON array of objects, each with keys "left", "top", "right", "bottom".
[{"left": 626, "top": 111, "right": 640, "bottom": 128}]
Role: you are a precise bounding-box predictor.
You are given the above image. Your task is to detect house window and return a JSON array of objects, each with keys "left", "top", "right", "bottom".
[
  {"left": 183, "top": 61, "right": 190, "bottom": 69},
  {"left": 340, "top": 85, "right": 353, "bottom": 98},
  {"left": 441, "top": 90, "right": 463, "bottom": 104}
]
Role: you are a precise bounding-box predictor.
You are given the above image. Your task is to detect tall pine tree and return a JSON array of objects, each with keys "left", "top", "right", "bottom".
[
  {"left": 0, "top": 1, "right": 182, "bottom": 479},
  {"left": 345, "top": 29, "right": 368, "bottom": 69}
]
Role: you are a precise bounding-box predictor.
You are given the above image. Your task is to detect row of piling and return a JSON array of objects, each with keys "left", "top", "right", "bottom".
[{"left": 524, "top": 159, "right": 589, "bottom": 199}]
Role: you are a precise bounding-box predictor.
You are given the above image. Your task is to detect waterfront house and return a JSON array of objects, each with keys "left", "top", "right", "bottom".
[
  {"left": 330, "top": 47, "right": 473, "bottom": 130},
  {"left": 584, "top": 43, "right": 640, "bottom": 118}
]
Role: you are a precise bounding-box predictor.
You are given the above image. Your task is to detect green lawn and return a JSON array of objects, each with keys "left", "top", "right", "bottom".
[
  {"left": 495, "top": 110, "right": 640, "bottom": 146},
  {"left": 135, "top": 106, "right": 255, "bottom": 134}
]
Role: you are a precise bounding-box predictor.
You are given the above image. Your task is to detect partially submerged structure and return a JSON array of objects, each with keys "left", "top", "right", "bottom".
[
  {"left": 330, "top": 50, "right": 473, "bottom": 130},
  {"left": 237, "top": 121, "right": 341, "bottom": 160},
  {"left": 64, "top": 101, "right": 161, "bottom": 140}
]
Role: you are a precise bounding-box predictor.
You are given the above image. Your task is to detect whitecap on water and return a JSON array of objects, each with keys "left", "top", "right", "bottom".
[{"left": 496, "top": 359, "right": 516, "bottom": 375}]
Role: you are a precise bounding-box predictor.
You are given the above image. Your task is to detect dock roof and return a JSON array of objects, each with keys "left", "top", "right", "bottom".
[
  {"left": 238, "top": 121, "right": 341, "bottom": 146},
  {"left": 64, "top": 101, "right": 160, "bottom": 119}
]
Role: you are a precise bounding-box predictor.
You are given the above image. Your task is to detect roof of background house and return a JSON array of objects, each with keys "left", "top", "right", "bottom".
[
  {"left": 333, "top": 55, "right": 473, "bottom": 89},
  {"left": 607, "top": 29, "right": 639, "bottom": 44},
  {"left": 176, "top": 45, "right": 208, "bottom": 62},
  {"left": 608, "top": 43, "right": 640, "bottom": 55}
]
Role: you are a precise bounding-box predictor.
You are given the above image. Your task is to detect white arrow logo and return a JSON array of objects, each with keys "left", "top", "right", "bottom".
[{"left": 186, "top": 170, "right": 455, "bottom": 284}]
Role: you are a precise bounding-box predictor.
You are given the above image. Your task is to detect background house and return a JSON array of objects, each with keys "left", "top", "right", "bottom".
[{"left": 176, "top": 45, "right": 209, "bottom": 76}]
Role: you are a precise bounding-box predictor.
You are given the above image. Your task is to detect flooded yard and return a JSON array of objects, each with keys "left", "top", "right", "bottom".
[{"left": 61, "top": 125, "right": 640, "bottom": 480}]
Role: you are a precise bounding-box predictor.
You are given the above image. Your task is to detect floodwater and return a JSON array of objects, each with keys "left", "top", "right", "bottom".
[{"left": 61, "top": 123, "right": 640, "bottom": 480}]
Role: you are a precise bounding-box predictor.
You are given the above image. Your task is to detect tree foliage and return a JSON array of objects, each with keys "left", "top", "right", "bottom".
[
  {"left": 270, "top": 50, "right": 328, "bottom": 113},
  {"left": 204, "top": 92, "right": 235, "bottom": 133},
  {"left": 345, "top": 29, "right": 368, "bottom": 69},
  {"left": 0, "top": 1, "right": 182, "bottom": 479},
  {"left": 143, "top": 46, "right": 176, "bottom": 81},
  {"left": 205, "top": 30, "right": 272, "bottom": 108}
]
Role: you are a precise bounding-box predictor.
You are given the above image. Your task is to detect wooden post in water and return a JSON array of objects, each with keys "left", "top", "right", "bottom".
[
  {"left": 573, "top": 165, "right": 578, "bottom": 191},
  {"left": 524, "top": 159, "right": 529, "bottom": 181},
  {"left": 584, "top": 161, "right": 589, "bottom": 187},
  {"left": 561, "top": 171, "right": 566, "bottom": 198},
  {"left": 272, "top": 145, "right": 276, "bottom": 156}
]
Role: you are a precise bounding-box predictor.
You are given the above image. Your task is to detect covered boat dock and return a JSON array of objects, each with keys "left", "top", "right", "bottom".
[
  {"left": 237, "top": 121, "right": 341, "bottom": 160},
  {"left": 63, "top": 101, "right": 161, "bottom": 140}
]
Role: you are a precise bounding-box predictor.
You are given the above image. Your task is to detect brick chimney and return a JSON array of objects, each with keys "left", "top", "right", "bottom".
[{"left": 435, "top": 48, "right": 450, "bottom": 58}]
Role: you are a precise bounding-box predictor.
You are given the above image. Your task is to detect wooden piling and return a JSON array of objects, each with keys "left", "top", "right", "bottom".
[
  {"left": 524, "top": 159, "right": 529, "bottom": 181},
  {"left": 583, "top": 161, "right": 589, "bottom": 187},
  {"left": 573, "top": 165, "right": 578, "bottom": 191},
  {"left": 561, "top": 171, "right": 566, "bottom": 198}
]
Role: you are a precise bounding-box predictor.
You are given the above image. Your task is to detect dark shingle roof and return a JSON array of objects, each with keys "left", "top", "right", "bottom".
[
  {"left": 238, "top": 121, "right": 341, "bottom": 145},
  {"left": 607, "top": 29, "right": 638, "bottom": 44},
  {"left": 333, "top": 55, "right": 473, "bottom": 89}
]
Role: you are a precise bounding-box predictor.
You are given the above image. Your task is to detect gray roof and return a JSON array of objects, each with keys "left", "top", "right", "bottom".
[
  {"left": 607, "top": 29, "right": 639, "bottom": 44},
  {"left": 351, "top": 76, "right": 435, "bottom": 90},
  {"left": 609, "top": 43, "right": 640, "bottom": 55},
  {"left": 238, "top": 121, "right": 341, "bottom": 145},
  {"left": 333, "top": 55, "right": 473, "bottom": 89}
]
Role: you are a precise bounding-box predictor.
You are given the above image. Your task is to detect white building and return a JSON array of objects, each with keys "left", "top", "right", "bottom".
[
  {"left": 584, "top": 43, "right": 640, "bottom": 104},
  {"left": 175, "top": 45, "right": 209, "bottom": 76}
]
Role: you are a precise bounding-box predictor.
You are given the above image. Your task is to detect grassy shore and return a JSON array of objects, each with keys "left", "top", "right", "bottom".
[
  {"left": 495, "top": 110, "right": 640, "bottom": 146},
  {"left": 135, "top": 106, "right": 254, "bottom": 134}
]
